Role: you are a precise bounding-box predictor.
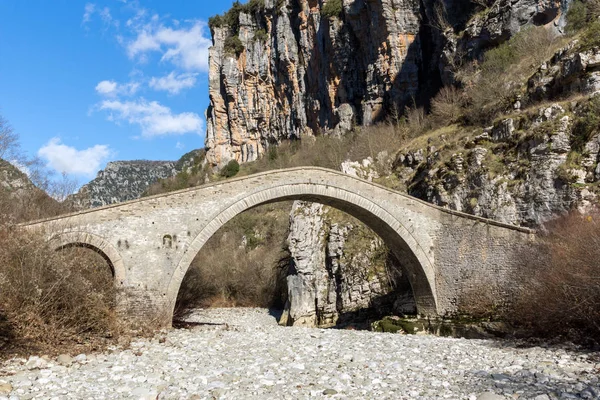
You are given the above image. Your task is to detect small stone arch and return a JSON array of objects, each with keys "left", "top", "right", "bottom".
[
  {"left": 166, "top": 183, "right": 439, "bottom": 320},
  {"left": 49, "top": 232, "right": 126, "bottom": 286}
]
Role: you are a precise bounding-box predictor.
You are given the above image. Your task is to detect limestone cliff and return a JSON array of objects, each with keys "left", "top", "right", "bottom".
[{"left": 205, "top": 0, "right": 569, "bottom": 166}]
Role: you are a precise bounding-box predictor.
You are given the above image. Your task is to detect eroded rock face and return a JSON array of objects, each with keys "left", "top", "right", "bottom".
[
  {"left": 205, "top": 0, "right": 570, "bottom": 167},
  {"left": 72, "top": 161, "right": 177, "bottom": 208},
  {"left": 206, "top": 0, "right": 435, "bottom": 166},
  {"left": 281, "top": 200, "right": 415, "bottom": 328},
  {"left": 528, "top": 45, "right": 600, "bottom": 101}
]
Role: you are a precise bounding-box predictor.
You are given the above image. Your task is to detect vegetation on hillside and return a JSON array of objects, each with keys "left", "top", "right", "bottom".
[{"left": 208, "top": 0, "right": 265, "bottom": 33}]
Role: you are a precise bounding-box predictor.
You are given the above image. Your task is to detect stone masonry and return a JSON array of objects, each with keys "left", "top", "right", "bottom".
[{"left": 22, "top": 167, "right": 535, "bottom": 326}]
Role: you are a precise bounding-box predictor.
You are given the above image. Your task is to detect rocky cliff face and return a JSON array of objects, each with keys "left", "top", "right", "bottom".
[
  {"left": 205, "top": 0, "right": 569, "bottom": 166},
  {"left": 281, "top": 200, "right": 415, "bottom": 327},
  {"left": 72, "top": 161, "right": 177, "bottom": 208}
]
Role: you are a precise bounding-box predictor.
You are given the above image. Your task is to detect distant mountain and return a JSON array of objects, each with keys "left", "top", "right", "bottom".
[{"left": 71, "top": 149, "right": 205, "bottom": 209}]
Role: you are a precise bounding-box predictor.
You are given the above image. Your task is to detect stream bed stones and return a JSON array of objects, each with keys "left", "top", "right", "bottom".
[{"left": 1, "top": 308, "right": 598, "bottom": 399}]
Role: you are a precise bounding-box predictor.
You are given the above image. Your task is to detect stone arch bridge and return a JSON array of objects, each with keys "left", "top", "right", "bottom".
[{"left": 22, "top": 167, "right": 534, "bottom": 326}]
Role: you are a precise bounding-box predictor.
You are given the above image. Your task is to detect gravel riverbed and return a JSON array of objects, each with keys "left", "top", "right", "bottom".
[{"left": 1, "top": 308, "right": 598, "bottom": 399}]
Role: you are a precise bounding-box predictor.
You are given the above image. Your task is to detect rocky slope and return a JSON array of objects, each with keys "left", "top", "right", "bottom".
[
  {"left": 204, "top": 0, "right": 570, "bottom": 167},
  {"left": 71, "top": 161, "right": 177, "bottom": 209},
  {"left": 71, "top": 149, "right": 206, "bottom": 209}
]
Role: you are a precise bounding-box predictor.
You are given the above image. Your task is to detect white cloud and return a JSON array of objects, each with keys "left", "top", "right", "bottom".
[
  {"left": 100, "top": 7, "right": 120, "bottom": 29},
  {"left": 95, "top": 79, "right": 140, "bottom": 97},
  {"left": 175, "top": 141, "right": 184, "bottom": 150},
  {"left": 82, "top": 4, "right": 119, "bottom": 30},
  {"left": 149, "top": 72, "right": 198, "bottom": 94},
  {"left": 38, "top": 138, "right": 111, "bottom": 177},
  {"left": 127, "top": 21, "right": 211, "bottom": 72},
  {"left": 98, "top": 98, "right": 203, "bottom": 137},
  {"left": 82, "top": 3, "right": 95, "bottom": 25},
  {"left": 95, "top": 80, "right": 118, "bottom": 95}
]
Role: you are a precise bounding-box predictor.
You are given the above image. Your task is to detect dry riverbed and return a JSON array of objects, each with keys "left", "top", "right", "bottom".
[{"left": 0, "top": 308, "right": 598, "bottom": 399}]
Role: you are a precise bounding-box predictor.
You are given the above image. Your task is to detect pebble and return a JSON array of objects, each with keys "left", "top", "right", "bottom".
[
  {"left": 56, "top": 355, "right": 73, "bottom": 366},
  {"left": 0, "top": 308, "right": 598, "bottom": 399}
]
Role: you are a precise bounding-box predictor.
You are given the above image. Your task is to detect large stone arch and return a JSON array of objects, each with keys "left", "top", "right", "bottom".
[
  {"left": 166, "top": 182, "right": 439, "bottom": 319},
  {"left": 49, "top": 232, "right": 126, "bottom": 286}
]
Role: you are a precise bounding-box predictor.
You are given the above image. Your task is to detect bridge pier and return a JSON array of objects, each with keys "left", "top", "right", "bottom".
[{"left": 114, "top": 287, "right": 175, "bottom": 328}]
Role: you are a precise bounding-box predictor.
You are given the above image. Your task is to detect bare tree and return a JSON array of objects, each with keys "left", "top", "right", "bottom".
[{"left": 0, "top": 115, "right": 19, "bottom": 161}]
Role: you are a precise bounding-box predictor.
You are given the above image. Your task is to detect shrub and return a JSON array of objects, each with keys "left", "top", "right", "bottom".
[
  {"left": 566, "top": 0, "right": 589, "bottom": 33},
  {"left": 224, "top": 35, "right": 245, "bottom": 56},
  {"left": 571, "top": 96, "right": 600, "bottom": 151},
  {"left": 321, "top": 0, "right": 343, "bottom": 19},
  {"left": 405, "top": 106, "right": 430, "bottom": 135},
  {"left": 566, "top": 0, "right": 600, "bottom": 36},
  {"left": 221, "top": 159, "right": 240, "bottom": 177},
  {"left": 580, "top": 20, "right": 600, "bottom": 50},
  {"left": 254, "top": 29, "right": 269, "bottom": 42},
  {"left": 0, "top": 228, "right": 118, "bottom": 354},
  {"left": 507, "top": 211, "right": 600, "bottom": 344},
  {"left": 430, "top": 86, "right": 464, "bottom": 125}
]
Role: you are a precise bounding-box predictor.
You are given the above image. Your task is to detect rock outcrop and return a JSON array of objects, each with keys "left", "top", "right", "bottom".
[
  {"left": 205, "top": 0, "right": 569, "bottom": 166},
  {"left": 528, "top": 44, "right": 600, "bottom": 101},
  {"left": 399, "top": 101, "right": 599, "bottom": 227},
  {"left": 281, "top": 200, "right": 415, "bottom": 327}
]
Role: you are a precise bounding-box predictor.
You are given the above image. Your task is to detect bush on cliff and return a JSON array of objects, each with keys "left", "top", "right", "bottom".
[
  {"left": 459, "top": 26, "right": 563, "bottom": 123},
  {"left": 321, "top": 0, "right": 343, "bottom": 19},
  {"left": 224, "top": 36, "right": 245, "bottom": 56},
  {"left": 221, "top": 159, "right": 241, "bottom": 178}
]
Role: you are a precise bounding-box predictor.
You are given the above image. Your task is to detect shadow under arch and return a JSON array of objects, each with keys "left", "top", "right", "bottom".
[
  {"left": 167, "top": 183, "right": 439, "bottom": 320},
  {"left": 48, "top": 232, "right": 126, "bottom": 287}
]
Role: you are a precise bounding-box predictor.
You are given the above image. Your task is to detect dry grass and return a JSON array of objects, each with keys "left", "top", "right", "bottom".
[
  {"left": 458, "top": 26, "right": 567, "bottom": 124},
  {"left": 232, "top": 123, "right": 408, "bottom": 177}
]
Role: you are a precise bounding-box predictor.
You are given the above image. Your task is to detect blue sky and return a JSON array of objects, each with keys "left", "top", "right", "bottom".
[{"left": 0, "top": 0, "right": 241, "bottom": 185}]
